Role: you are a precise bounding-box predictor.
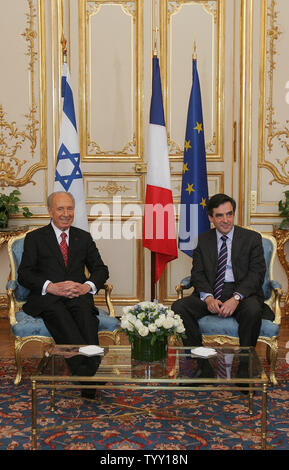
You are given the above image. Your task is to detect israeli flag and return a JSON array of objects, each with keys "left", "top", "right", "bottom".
[{"left": 54, "top": 63, "right": 89, "bottom": 231}]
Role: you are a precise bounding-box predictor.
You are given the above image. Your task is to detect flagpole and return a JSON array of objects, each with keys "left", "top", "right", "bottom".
[
  {"left": 61, "top": 33, "right": 67, "bottom": 64},
  {"left": 151, "top": 252, "right": 156, "bottom": 301},
  {"left": 144, "top": 1, "right": 177, "bottom": 300},
  {"left": 178, "top": 36, "right": 210, "bottom": 257},
  {"left": 193, "top": 35, "right": 197, "bottom": 60},
  {"left": 153, "top": 0, "right": 158, "bottom": 57},
  {"left": 150, "top": 0, "right": 158, "bottom": 302},
  {"left": 55, "top": 28, "right": 89, "bottom": 231}
]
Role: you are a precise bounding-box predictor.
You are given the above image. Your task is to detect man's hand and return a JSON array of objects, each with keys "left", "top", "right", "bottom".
[
  {"left": 205, "top": 295, "right": 240, "bottom": 317},
  {"left": 46, "top": 281, "right": 91, "bottom": 298},
  {"left": 218, "top": 297, "right": 239, "bottom": 317},
  {"left": 205, "top": 296, "right": 223, "bottom": 314}
]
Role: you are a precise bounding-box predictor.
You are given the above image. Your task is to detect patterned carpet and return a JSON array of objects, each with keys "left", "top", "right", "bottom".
[{"left": 0, "top": 358, "right": 289, "bottom": 451}]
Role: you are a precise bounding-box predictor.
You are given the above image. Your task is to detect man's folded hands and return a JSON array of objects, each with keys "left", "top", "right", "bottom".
[{"left": 46, "top": 280, "right": 91, "bottom": 298}]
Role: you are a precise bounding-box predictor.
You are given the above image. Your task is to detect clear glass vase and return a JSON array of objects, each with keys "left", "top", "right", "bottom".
[{"left": 131, "top": 335, "right": 167, "bottom": 362}]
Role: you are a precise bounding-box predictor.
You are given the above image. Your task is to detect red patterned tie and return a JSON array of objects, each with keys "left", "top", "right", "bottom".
[{"left": 60, "top": 232, "right": 68, "bottom": 266}]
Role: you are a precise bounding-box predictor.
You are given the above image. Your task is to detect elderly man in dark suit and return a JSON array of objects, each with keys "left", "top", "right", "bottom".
[
  {"left": 172, "top": 193, "right": 274, "bottom": 349},
  {"left": 18, "top": 191, "right": 109, "bottom": 397}
]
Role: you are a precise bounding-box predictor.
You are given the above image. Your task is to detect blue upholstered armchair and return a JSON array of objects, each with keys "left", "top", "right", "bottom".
[
  {"left": 6, "top": 229, "right": 120, "bottom": 385},
  {"left": 175, "top": 231, "right": 282, "bottom": 385}
]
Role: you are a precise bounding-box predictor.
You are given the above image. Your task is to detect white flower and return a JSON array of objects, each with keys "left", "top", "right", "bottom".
[
  {"left": 156, "top": 303, "right": 165, "bottom": 310},
  {"left": 134, "top": 319, "right": 144, "bottom": 330},
  {"left": 155, "top": 314, "right": 166, "bottom": 327},
  {"left": 148, "top": 323, "right": 157, "bottom": 333},
  {"left": 176, "top": 320, "right": 185, "bottom": 333},
  {"left": 163, "top": 317, "right": 175, "bottom": 329},
  {"left": 173, "top": 315, "right": 182, "bottom": 326},
  {"left": 167, "top": 309, "right": 175, "bottom": 317},
  {"left": 122, "top": 306, "right": 132, "bottom": 315},
  {"left": 126, "top": 313, "right": 137, "bottom": 324},
  {"left": 138, "top": 326, "right": 149, "bottom": 337},
  {"left": 120, "top": 318, "right": 134, "bottom": 332},
  {"left": 121, "top": 301, "right": 185, "bottom": 340},
  {"left": 138, "top": 301, "right": 154, "bottom": 309}
]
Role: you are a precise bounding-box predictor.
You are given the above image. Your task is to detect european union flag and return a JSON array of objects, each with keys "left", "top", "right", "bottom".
[{"left": 178, "top": 59, "right": 210, "bottom": 257}]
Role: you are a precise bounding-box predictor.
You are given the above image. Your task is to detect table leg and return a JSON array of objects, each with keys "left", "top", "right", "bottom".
[
  {"left": 50, "top": 355, "right": 55, "bottom": 411},
  {"left": 248, "top": 387, "right": 253, "bottom": 415},
  {"left": 50, "top": 388, "right": 56, "bottom": 412},
  {"left": 261, "top": 382, "right": 268, "bottom": 450},
  {"left": 31, "top": 379, "right": 37, "bottom": 450},
  {"left": 247, "top": 350, "right": 254, "bottom": 414}
]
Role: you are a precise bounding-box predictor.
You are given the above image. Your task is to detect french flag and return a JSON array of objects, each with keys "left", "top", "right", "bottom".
[{"left": 143, "top": 56, "right": 178, "bottom": 283}]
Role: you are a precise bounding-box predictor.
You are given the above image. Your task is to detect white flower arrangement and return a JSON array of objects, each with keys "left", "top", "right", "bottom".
[{"left": 120, "top": 301, "right": 186, "bottom": 345}]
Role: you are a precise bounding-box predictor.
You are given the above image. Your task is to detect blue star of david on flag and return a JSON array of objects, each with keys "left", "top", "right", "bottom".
[
  {"left": 55, "top": 144, "right": 83, "bottom": 192},
  {"left": 54, "top": 63, "right": 89, "bottom": 231}
]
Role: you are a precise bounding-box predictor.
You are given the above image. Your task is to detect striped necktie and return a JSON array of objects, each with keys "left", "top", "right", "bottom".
[
  {"left": 217, "top": 352, "right": 234, "bottom": 379},
  {"left": 60, "top": 232, "right": 68, "bottom": 266},
  {"left": 213, "top": 235, "right": 228, "bottom": 299}
]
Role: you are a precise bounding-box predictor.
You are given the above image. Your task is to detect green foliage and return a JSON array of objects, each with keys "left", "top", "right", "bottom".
[
  {"left": 278, "top": 190, "right": 289, "bottom": 229},
  {"left": 0, "top": 190, "right": 32, "bottom": 228}
]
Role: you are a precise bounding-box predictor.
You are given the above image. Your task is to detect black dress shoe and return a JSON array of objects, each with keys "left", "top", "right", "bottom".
[
  {"left": 180, "top": 382, "right": 203, "bottom": 387},
  {"left": 236, "top": 384, "right": 255, "bottom": 395},
  {"left": 236, "top": 360, "right": 255, "bottom": 395},
  {"left": 81, "top": 388, "right": 97, "bottom": 399},
  {"left": 80, "top": 381, "right": 107, "bottom": 399},
  {"left": 180, "top": 366, "right": 206, "bottom": 387}
]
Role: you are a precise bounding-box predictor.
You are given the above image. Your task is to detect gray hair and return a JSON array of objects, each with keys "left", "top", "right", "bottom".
[{"left": 47, "top": 191, "right": 75, "bottom": 209}]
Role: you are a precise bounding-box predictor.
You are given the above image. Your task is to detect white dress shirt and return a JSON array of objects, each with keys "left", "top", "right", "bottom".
[
  {"left": 42, "top": 222, "right": 96, "bottom": 295},
  {"left": 200, "top": 227, "right": 243, "bottom": 301}
]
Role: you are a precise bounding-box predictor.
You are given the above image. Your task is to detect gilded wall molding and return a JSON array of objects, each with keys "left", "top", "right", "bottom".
[
  {"left": 168, "top": 0, "right": 217, "bottom": 24},
  {"left": 94, "top": 181, "right": 130, "bottom": 196},
  {"left": 161, "top": 0, "right": 224, "bottom": 161},
  {"left": 85, "top": 172, "right": 144, "bottom": 203},
  {"left": 0, "top": 0, "right": 47, "bottom": 188},
  {"left": 168, "top": 131, "right": 216, "bottom": 155},
  {"left": 79, "top": 0, "right": 144, "bottom": 161},
  {"left": 88, "top": 133, "right": 137, "bottom": 155},
  {"left": 259, "top": 0, "right": 289, "bottom": 186}
]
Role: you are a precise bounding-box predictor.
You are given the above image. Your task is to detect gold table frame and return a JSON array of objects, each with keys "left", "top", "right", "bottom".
[{"left": 30, "top": 345, "right": 268, "bottom": 450}]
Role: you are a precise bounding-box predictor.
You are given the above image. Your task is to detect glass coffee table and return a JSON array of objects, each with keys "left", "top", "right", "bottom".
[{"left": 31, "top": 344, "right": 268, "bottom": 450}]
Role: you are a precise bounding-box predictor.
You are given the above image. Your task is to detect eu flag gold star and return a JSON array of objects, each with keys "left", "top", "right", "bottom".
[
  {"left": 186, "top": 183, "right": 195, "bottom": 195},
  {"left": 183, "top": 162, "right": 189, "bottom": 174},
  {"left": 193, "top": 122, "right": 203, "bottom": 134},
  {"left": 184, "top": 140, "right": 192, "bottom": 151},
  {"left": 200, "top": 197, "right": 207, "bottom": 209}
]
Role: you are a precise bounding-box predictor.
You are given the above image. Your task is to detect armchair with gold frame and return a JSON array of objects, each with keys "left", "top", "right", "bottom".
[
  {"left": 6, "top": 229, "right": 120, "bottom": 385},
  {"left": 175, "top": 231, "right": 282, "bottom": 385}
]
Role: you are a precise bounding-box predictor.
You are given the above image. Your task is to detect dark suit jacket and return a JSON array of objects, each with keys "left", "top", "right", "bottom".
[
  {"left": 18, "top": 224, "right": 109, "bottom": 317},
  {"left": 190, "top": 225, "right": 265, "bottom": 301}
]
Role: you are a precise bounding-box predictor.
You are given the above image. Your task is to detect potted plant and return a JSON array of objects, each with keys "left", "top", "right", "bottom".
[
  {"left": 0, "top": 190, "right": 32, "bottom": 229},
  {"left": 278, "top": 190, "right": 289, "bottom": 229},
  {"left": 120, "top": 301, "right": 186, "bottom": 362}
]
